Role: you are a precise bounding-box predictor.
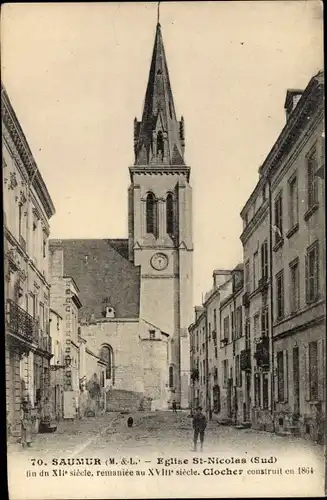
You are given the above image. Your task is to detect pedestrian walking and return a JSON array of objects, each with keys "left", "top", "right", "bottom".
[
  {"left": 192, "top": 406, "right": 207, "bottom": 452},
  {"left": 21, "top": 400, "right": 32, "bottom": 448},
  {"left": 172, "top": 400, "right": 177, "bottom": 414}
]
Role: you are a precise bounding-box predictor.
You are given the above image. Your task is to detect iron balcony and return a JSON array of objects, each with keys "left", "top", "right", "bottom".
[
  {"left": 254, "top": 336, "right": 269, "bottom": 368},
  {"left": 240, "top": 348, "right": 251, "bottom": 371}
]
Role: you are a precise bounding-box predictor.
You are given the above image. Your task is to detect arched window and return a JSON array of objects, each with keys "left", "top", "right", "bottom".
[
  {"left": 166, "top": 193, "right": 174, "bottom": 234},
  {"left": 169, "top": 366, "right": 174, "bottom": 388},
  {"left": 157, "top": 131, "right": 164, "bottom": 157},
  {"left": 100, "top": 345, "right": 112, "bottom": 380},
  {"left": 146, "top": 192, "right": 157, "bottom": 235}
]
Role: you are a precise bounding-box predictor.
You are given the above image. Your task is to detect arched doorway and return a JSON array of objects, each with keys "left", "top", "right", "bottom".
[{"left": 99, "top": 345, "right": 114, "bottom": 385}]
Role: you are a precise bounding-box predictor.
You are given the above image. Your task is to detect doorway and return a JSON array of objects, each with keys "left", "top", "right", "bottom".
[{"left": 293, "top": 347, "right": 300, "bottom": 415}]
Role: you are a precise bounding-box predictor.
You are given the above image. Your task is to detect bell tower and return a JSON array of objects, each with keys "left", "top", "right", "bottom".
[{"left": 128, "top": 19, "right": 193, "bottom": 408}]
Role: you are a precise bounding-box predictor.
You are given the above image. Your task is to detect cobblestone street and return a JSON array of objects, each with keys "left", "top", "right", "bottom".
[
  {"left": 8, "top": 411, "right": 325, "bottom": 499},
  {"left": 8, "top": 410, "right": 324, "bottom": 459}
]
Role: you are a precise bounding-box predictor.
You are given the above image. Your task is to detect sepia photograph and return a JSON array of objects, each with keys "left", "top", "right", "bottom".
[{"left": 2, "top": 1, "right": 325, "bottom": 498}]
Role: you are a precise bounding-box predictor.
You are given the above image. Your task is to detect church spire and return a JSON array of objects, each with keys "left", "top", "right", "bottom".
[{"left": 134, "top": 18, "right": 185, "bottom": 166}]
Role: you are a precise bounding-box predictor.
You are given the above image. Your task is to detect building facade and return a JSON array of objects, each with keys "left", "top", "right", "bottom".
[
  {"left": 189, "top": 269, "right": 240, "bottom": 418},
  {"left": 218, "top": 266, "right": 249, "bottom": 425},
  {"left": 240, "top": 173, "right": 273, "bottom": 431},
  {"left": 49, "top": 308, "right": 64, "bottom": 420},
  {"left": 3, "top": 84, "right": 56, "bottom": 440},
  {"left": 49, "top": 242, "right": 170, "bottom": 412},
  {"left": 266, "top": 72, "right": 325, "bottom": 441},
  {"left": 189, "top": 70, "right": 324, "bottom": 444},
  {"left": 189, "top": 306, "right": 206, "bottom": 412}
]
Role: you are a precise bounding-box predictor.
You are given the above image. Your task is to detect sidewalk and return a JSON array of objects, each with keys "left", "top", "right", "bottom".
[{"left": 7, "top": 412, "right": 121, "bottom": 455}]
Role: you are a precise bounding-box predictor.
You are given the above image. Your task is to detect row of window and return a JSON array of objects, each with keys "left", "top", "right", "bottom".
[
  {"left": 274, "top": 145, "right": 320, "bottom": 246},
  {"left": 244, "top": 240, "right": 268, "bottom": 294},
  {"left": 192, "top": 304, "right": 267, "bottom": 353},
  {"left": 275, "top": 240, "right": 320, "bottom": 321},
  {"left": 276, "top": 340, "right": 321, "bottom": 403},
  {"left": 146, "top": 192, "right": 175, "bottom": 235},
  {"left": 192, "top": 340, "right": 322, "bottom": 408},
  {"left": 222, "top": 306, "right": 243, "bottom": 344},
  {"left": 244, "top": 143, "right": 320, "bottom": 232},
  {"left": 18, "top": 199, "right": 48, "bottom": 266}
]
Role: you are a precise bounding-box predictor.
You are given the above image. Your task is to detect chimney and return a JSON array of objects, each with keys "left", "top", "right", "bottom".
[
  {"left": 212, "top": 269, "right": 232, "bottom": 288},
  {"left": 284, "top": 89, "right": 303, "bottom": 121}
]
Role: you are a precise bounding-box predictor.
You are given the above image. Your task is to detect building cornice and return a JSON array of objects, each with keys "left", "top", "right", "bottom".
[
  {"left": 203, "top": 287, "right": 220, "bottom": 307},
  {"left": 220, "top": 288, "right": 243, "bottom": 310},
  {"left": 129, "top": 165, "right": 190, "bottom": 182},
  {"left": 189, "top": 310, "right": 207, "bottom": 331},
  {"left": 240, "top": 199, "right": 269, "bottom": 244},
  {"left": 240, "top": 72, "right": 324, "bottom": 218},
  {"left": 259, "top": 74, "right": 324, "bottom": 180},
  {"left": 1, "top": 84, "right": 56, "bottom": 219},
  {"left": 270, "top": 108, "right": 324, "bottom": 190}
]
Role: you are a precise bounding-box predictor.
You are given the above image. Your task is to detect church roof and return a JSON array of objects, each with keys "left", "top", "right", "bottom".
[
  {"left": 134, "top": 23, "right": 185, "bottom": 166},
  {"left": 49, "top": 239, "right": 140, "bottom": 320}
]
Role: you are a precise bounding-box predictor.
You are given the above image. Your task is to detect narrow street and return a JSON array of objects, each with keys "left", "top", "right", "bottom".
[
  {"left": 8, "top": 411, "right": 325, "bottom": 499},
  {"left": 8, "top": 410, "right": 324, "bottom": 459}
]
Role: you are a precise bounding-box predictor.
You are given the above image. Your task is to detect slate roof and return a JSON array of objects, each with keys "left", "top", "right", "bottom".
[{"left": 49, "top": 239, "right": 140, "bottom": 320}]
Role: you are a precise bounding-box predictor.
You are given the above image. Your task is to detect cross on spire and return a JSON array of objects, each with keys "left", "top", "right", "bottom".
[{"left": 157, "top": 2, "right": 161, "bottom": 26}]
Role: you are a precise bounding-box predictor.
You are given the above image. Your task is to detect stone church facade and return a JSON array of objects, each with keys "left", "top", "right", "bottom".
[{"left": 50, "top": 21, "right": 193, "bottom": 410}]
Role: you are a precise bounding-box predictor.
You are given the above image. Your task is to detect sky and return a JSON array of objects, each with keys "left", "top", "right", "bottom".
[{"left": 1, "top": 1, "right": 323, "bottom": 306}]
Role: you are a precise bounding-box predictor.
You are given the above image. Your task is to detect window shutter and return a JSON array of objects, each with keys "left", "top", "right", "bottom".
[
  {"left": 274, "top": 353, "right": 279, "bottom": 402},
  {"left": 315, "top": 243, "right": 319, "bottom": 300},
  {"left": 283, "top": 350, "right": 289, "bottom": 402},
  {"left": 305, "top": 254, "right": 309, "bottom": 303},
  {"left": 304, "top": 343, "right": 310, "bottom": 401},
  {"left": 317, "top": 339, "right": 325, "bottom": 401},
  {"left": 259, "top": 374, "right": 264, "bottom": 409},
  {"left": 268, "top": 372, "right": 272, "bottom": 410},
  {"left": 260, "top": 244, "right": 265, "bottom": 278}
]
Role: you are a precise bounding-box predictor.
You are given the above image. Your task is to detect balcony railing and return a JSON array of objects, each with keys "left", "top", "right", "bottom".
[
  {"left": 6, "top": 299, "right": 37, "bottom": 342},
  {"left": 240, "top": 348, "right": 251, "bottom": 371},
  {"left": 254, "top": 336, "right": 269, "bottom": 368},
  {"left": 6, "top": 300, "right": 52, "bottom": 354}
]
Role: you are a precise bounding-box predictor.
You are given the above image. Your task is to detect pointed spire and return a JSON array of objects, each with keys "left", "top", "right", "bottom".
[{"left": 134, "top": 20, "right": 185, "bottom": 166}]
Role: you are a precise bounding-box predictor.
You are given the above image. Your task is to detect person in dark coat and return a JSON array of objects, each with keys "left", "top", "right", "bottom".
[
  {"left": 21, "top": 400, "right": 32, "bottom": 448},
  {"left": 172, "top": 400, "right": 177, "bottom": 414},
  {"left": 192, "top": 406, "right": 207, "bottom": 452}
]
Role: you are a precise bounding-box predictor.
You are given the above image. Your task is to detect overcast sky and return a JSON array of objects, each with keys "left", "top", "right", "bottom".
[{"left": 1, "top": 1, "right": 323, "bottom": 305}]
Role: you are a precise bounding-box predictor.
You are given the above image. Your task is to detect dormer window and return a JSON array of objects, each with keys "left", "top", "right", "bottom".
[{"left": 149, "top": 329, "right": 155, "bottom": 340}]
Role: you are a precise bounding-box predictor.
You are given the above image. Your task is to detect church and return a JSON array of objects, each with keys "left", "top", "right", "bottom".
[{"left": 50, "top": 20, "right": 194, "bottom": 411}]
